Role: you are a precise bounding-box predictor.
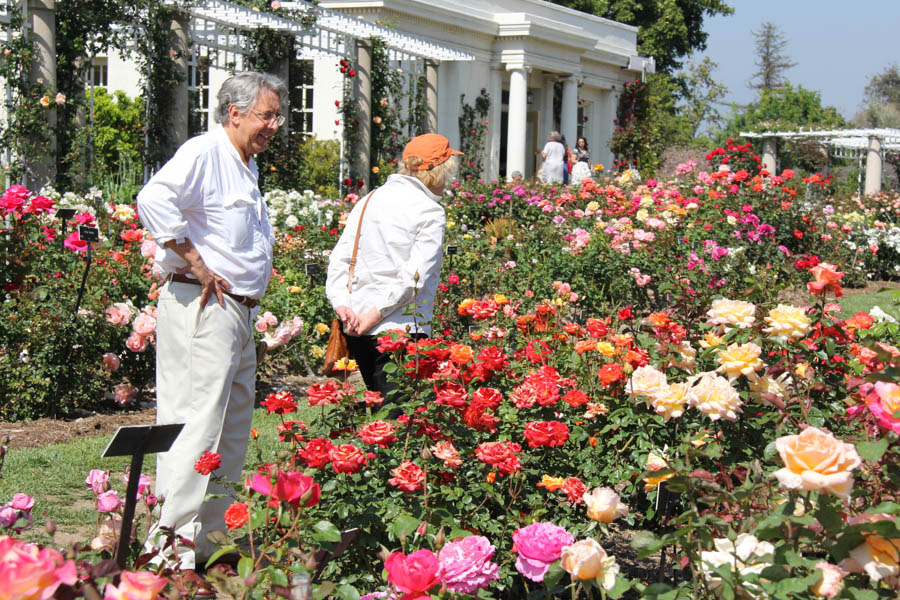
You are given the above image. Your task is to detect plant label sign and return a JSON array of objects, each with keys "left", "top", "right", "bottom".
[{"left": 78, "top": 226, "right": 100, "bottom": 242}]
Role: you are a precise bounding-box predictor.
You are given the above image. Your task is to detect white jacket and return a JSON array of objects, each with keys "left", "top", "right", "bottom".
[{"left": 326, "top": 174, "right": 446, "bottom": 336}]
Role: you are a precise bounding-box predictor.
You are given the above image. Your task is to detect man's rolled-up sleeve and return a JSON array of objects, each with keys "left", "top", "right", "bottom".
[{"left": 137, "top": 147, "right": 205, "bottom": 245}]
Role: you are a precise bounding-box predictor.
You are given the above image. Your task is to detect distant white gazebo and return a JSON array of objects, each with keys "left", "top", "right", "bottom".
[{"left": 740, "top": 128, "right": 900, "bottom": 195}]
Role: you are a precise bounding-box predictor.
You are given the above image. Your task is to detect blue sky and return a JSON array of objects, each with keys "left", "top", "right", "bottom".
[{"left": 695, "top": 1, "right": 900, "bottom": 121}]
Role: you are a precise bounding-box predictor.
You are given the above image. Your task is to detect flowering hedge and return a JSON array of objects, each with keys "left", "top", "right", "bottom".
[{"left": 2, "top": 147, "right": 900, "bottom": 598}]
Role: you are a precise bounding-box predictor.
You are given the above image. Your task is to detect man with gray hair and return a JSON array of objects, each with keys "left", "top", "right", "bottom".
[{"left": 137, "top": 71, "right": 286, "bottom": 585}]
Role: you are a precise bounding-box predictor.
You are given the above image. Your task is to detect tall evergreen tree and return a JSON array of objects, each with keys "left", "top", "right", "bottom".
[{"left": 748, "top": 22, "right": 796, "bottom": 91}]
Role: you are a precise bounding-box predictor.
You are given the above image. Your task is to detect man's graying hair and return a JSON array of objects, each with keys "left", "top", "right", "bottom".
[{"left": 214, "top": 72, "right": 288, "bottom": 125}]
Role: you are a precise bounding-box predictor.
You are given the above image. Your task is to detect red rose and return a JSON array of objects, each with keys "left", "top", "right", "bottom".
[
  {"left": 597, "top": 363, "right": 625, "bottom": 387},
  {"left": 561, "top": 477, "right": 586, "bottom": 503},
  {"left": 477, "top": 346, "right": 509, "bottom": 371},
  {"left": 475, "top": 441, "right": 522, "bottom": 475},
  {"left": 434, "top": 381, "right": 468, "bottom": 410},
  {"left": 298, "top": 438, "right": 333, "bottom": 468},
  {"left": 389, "top": 460, "right": 426, "bottom": 492},
  {"left": 384, "top": 549, "right": 441, "bottom": 595},
  {"left": 358, "top": 420, "right": 397, "bottom": 448},
  {"left": 307, "top": 381, "right": 340, "bottom": 406},
  {"left": 617, "top": 307, "right": 634, "bottom": 320},
  {"left": 330, "top": 443, "right": 368, "bottom": 473},
  {"left": 586, "top": 318, "right": 609, "bottom": 338},
  {"left": 277, "top": 420, "right": 306, "bottom": 443},
  {"left": 524, "top": 339, "right": 552, "bottom": 364},
  {"left": 523, "top": 421, "right": 570, "bottom": 448},
  {"left": 194, "top": 450, "right": 222, "bottom": 475},
  {"left": 224, "top": 502, "right": 249, "bottom": 530},
  {"left": 262, "top": 390, "right": 297, "bottom": 414},
  {"left": 532, "top": 378, "right": 560, "bottom": 407},
  {"left": 562, "top": 389, "right": 589, "bottom": 407},
  {"left": 472, "top": 387, "right": 502, "bottom": 409}
]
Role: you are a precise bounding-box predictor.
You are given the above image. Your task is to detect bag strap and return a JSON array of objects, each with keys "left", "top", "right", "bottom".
[{"left": 347, "top": 190, "right": 376, "bottom": 293}]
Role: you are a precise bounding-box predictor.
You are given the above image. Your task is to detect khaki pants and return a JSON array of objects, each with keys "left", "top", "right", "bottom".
[{"left": 147, "top": 280, "right": 256, "bottom": 569}]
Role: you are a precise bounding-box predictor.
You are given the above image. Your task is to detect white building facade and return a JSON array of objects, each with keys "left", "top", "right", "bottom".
[{"left": 85, "top": 0, "right": 650, "bottom": 181}]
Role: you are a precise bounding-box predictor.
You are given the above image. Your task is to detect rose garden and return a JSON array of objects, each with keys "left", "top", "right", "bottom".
[
  {"left": 2, "top": 140, "right": 900, "bottom": 599},
  {"left": 2, "top": 0, "right": 900, "bottom": 598}
]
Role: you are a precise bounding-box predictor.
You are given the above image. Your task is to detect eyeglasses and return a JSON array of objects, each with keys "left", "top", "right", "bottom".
[{"left": 250, "top": 110, "right": 285, "bottom": 127}]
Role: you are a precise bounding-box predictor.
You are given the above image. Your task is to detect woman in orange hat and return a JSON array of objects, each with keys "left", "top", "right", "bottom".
[{"left": 326, "top": 134, "right": 461, "bottom": 399}]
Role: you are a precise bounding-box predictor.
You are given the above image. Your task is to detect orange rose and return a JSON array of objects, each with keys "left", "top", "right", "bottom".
[
  {"left": 449, "top": 343, "right": 474, "bottom": 364},
  {"left": 224, "top": 502, "right": 250, "bottom": 530}
]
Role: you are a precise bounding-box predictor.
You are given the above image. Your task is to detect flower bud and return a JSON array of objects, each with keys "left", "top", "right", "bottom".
[{"left": 45, "top": 518, "right": 57, "bottom": 536}]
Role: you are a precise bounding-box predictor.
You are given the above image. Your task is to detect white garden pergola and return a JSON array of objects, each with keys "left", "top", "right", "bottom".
[
  {"left": 2, "top": 0, "right": 474, "bottom": 187},
  {"left": 741, "top": 128, "right": 900, "bottom": 195}
]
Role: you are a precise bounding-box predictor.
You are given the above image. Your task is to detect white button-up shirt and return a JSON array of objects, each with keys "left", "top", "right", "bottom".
[
  {"left": 326, "top": 173, "right": 446, "bottom": 336},
  {"left": 137, "top": 125, "right": 274, "bottom": 299}
]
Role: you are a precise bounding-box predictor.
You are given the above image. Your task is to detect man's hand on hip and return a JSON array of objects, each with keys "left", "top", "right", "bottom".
[{"left": 164, "top": 238, "right": 232, "bottom": 308}]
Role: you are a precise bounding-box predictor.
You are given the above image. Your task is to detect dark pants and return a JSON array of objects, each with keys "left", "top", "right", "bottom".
[
  {"left": 346, "top": 334, "right": 398, "bottom": 398},
  {"left": 346, "top": 332, "right": 427, "bottom": 402}
]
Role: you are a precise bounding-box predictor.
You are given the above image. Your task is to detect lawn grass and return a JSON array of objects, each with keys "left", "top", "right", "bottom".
[
  {"left": 0, "top": 405, "right": 323, "bottom": 546},
  {"left": 839, "top": 284, "right": 900, "bottom": 320}
]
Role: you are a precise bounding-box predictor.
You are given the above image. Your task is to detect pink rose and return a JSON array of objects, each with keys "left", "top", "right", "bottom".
[
  {"left": 125, "top": 332, "right": 148, "bottom": 352},
  {"left": 101, "top": 353, "right": 120, "bottom": 372},
  {"left": 85, "top": 469, "right": 110, "bottom": 494},
  {"left": 132, "top": 313, "right": 156, "bottom": 337},
  {"left": 123, "top": 472, "right": 152, "bottom": 497},
  {"left": 140, "top": 239, "right": 158, "bottom": 258},
  {"left": 512, "top": 521, "right": 574, "bottom": 581},
  {"left": 810, "top": 561, "right": 847, "bottom": 598},
  {"left": 255, "top": 311, "right": 278, "bottom": 333},
  {"left": 773, "top": 427, "right": 861, "bottom": 498},
  {"left": 8, "top": 493, "right": 34, "bottom": 512},
  {"left": 105, "top": 302, "right": 134, "bottom": 326},
  {"left": 866, "top": 382, "right": 900, "bottom": 435},
  {"left": 438, "top": 536, "right": 500, "bottom": 595},
  {"left": 103, "top": 570, "right": 168, "bottom": 600},
  {"left": 113, "top": 383, "right": 137, "bottom": 405},
  {"left": 0, "top": 536, "right": 78, "bottom": 598},
  {"left": 0, "top": 506, "right": 19, "bottom": 528},
  {"left": 96, "top": 490, "right": 123, "bottom": 513}
]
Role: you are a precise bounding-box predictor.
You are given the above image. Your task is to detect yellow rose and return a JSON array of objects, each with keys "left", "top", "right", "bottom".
[
  {"left": 706, "top": 298, "right": 756, "bottom": 330},
  {"left": 586, "top": 201, "right": 599, "bottom": 212},
  {"left": 583, "top": 486, "right": 628, "bottom": 523},
  {"left": 727, "top": 215, "right": 737, "bottom": 225},
  {"left": 716, "top": 342, "right": 765, "bottom": 380},
  {"left": 773, "top": 427, "right": 861, "bottom": 498},
  {"left": 559, "top": 539, "right": 619, "bottom": 590},
  {"left": 650, "top": 382, "right": 689, "bottom": 421},
  {"left": 314, "top": 322, "right": 329, "bottom": 336},
  {"left": 289, "top": 286, "right": 303, "bottom": 294},
  {"left": 748, "top": 372, "right": 792, "bottom": 403},
  {"left": 628, "top": 365, "right": 667, "bottom": 399},
  {"left": 689, "top": 373, "right": 742, "bottom": 421},
  {"left": 699, "top": 331, "right": 726, "bottom": 349},
  {"left": 635, "top": 208, "right": 649, "bottom": 222},
  {"left": 537, "top": 475, "right": 565, "bottom": 491},
  {"left": 111, "top": 204, "right": 135, "bottom": 221},
  {"left": 595, "top": 342, "right": 615, "bottom": 356},
  {"left": 763, "top": 304, "right": 811, "bottom": 341}
]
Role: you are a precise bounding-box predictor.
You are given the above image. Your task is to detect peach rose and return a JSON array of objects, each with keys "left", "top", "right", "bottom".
[
  {"left": 627, "top": 365, "right": 668, "bottom": 399},
  {"left": 559, "top": 539, "right": 618, "bottom": 590},
  {"left": 104, "top": 570, "right": 168, "bottom": 600},
  {"left": 689, "top": 373, "right": 742, "bottom": 422},
  {"left": 699, "top": 533, "right": 774, "bottom": 597},
  {"left": 132, "top": 313, "right": 156, "bottom": 337},
  {"left": 763, "top": 304, "right": 810, "bottom": 341},
  {"left": 650, "top": 382, "right": 689, "bottom": 421},
  {"left": 773, "top": 427, "right": 861, "bottom": 498},
  {"left": 706, "top": 298, "right": 756, "bottom": 330},
  {"left": 583, "top": 487, "right": 628, "bottom": 523},
  {"left": 840, "top": 514, "right": 899, "bottom": 585}
]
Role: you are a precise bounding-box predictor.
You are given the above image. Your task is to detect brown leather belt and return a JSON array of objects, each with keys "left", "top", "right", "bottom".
[{"left": 167, "top": 273, "right": 259, "bottom": 309}]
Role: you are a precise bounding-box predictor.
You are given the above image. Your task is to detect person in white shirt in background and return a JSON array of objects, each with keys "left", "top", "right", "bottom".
[
  {"left": 136, "top": 71, "right": 286, "bottom": 588},
  {"left": 540, "top": 130, "right": 566, "bottom": 184},
  {"left": 326, "top": 133, "right": 461, "bottom": 399}
]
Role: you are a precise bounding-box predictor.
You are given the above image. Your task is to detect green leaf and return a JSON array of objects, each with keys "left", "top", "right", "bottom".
[
  {"left": 391, "top": 513, "right": 422, "bottom": 540},
  {"left": 268, "top": 567, "right": 289, "bottom": 587},
  {"left": 238, "top": 556, "right": 254, "bottom": 580},
  {"left": 542, "top": 561, "right": 565, "bottom": 590},
  {"left": 868, "top": 501, "right": 900, "bottom": 515},
  {"left": 447, "top": 528, "right": 474, "bottom": 540},
  {"left": 815, "top": 504, "right": 843, "bottom": 532},
  {"left": 334, "top": 584, "right": 360, "bottom": 600},
  {"left": 847, "top": 589, "right": 878, "bottom": 600},
  {"left": 204, "top": 546, "right": 238, "bottom": 570},
  {"left": 857, "top": 437, "right": 889, "bottom": 462},
  {"left": 607, "top": 577, "right": 633, "bottom": 599},
  {"left": 312, "top": 520, "right": 342, "bottom": 543},
  {"left": 382, "top": 362, "right": 398, "bottom": 373},
  {"left": 314, "top": 582, "right": 335, "bottom": 600}
]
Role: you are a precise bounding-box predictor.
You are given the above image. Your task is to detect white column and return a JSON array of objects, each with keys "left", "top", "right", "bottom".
[
  {"left": 506, "top": 65, "right": 528, "bottom": 179},
  {"left": 487, "top": 66, "right": 503, "bottom": 180},
  {"left": 596, "top": 88, "right": 616, "bottom": 170},
  {"left": 762, "top": 137, "right": 777, "bottom": 175},
  {"left": 353, "top": 39, "right": 372, "bottom": 191},
  {"left": 560, "top": 76, "right": 578, "bottom": 149},
  {"left": 865, "top": 135, "right": 883, "bottom": 196},
  {"left": 28, "top": 0, "right": 56, "bottom": 187},
  {"left": 167, "top": 12, "right": 190, "bottom": 158},
  {"left": 424, "top": 60, "right": 438, "bottom": 133},
  {"left": 541, "top": 74, "right": 556, "bottom": 139}
]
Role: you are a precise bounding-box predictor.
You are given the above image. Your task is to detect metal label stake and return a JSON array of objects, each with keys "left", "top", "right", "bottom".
[{"left": 102, "top": 424, "right": 184, "bottom": 574}]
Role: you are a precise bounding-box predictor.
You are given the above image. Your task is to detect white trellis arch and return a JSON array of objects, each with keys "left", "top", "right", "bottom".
[{"left": 741, "top": 128, "right": 900, "bottom": 196}]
